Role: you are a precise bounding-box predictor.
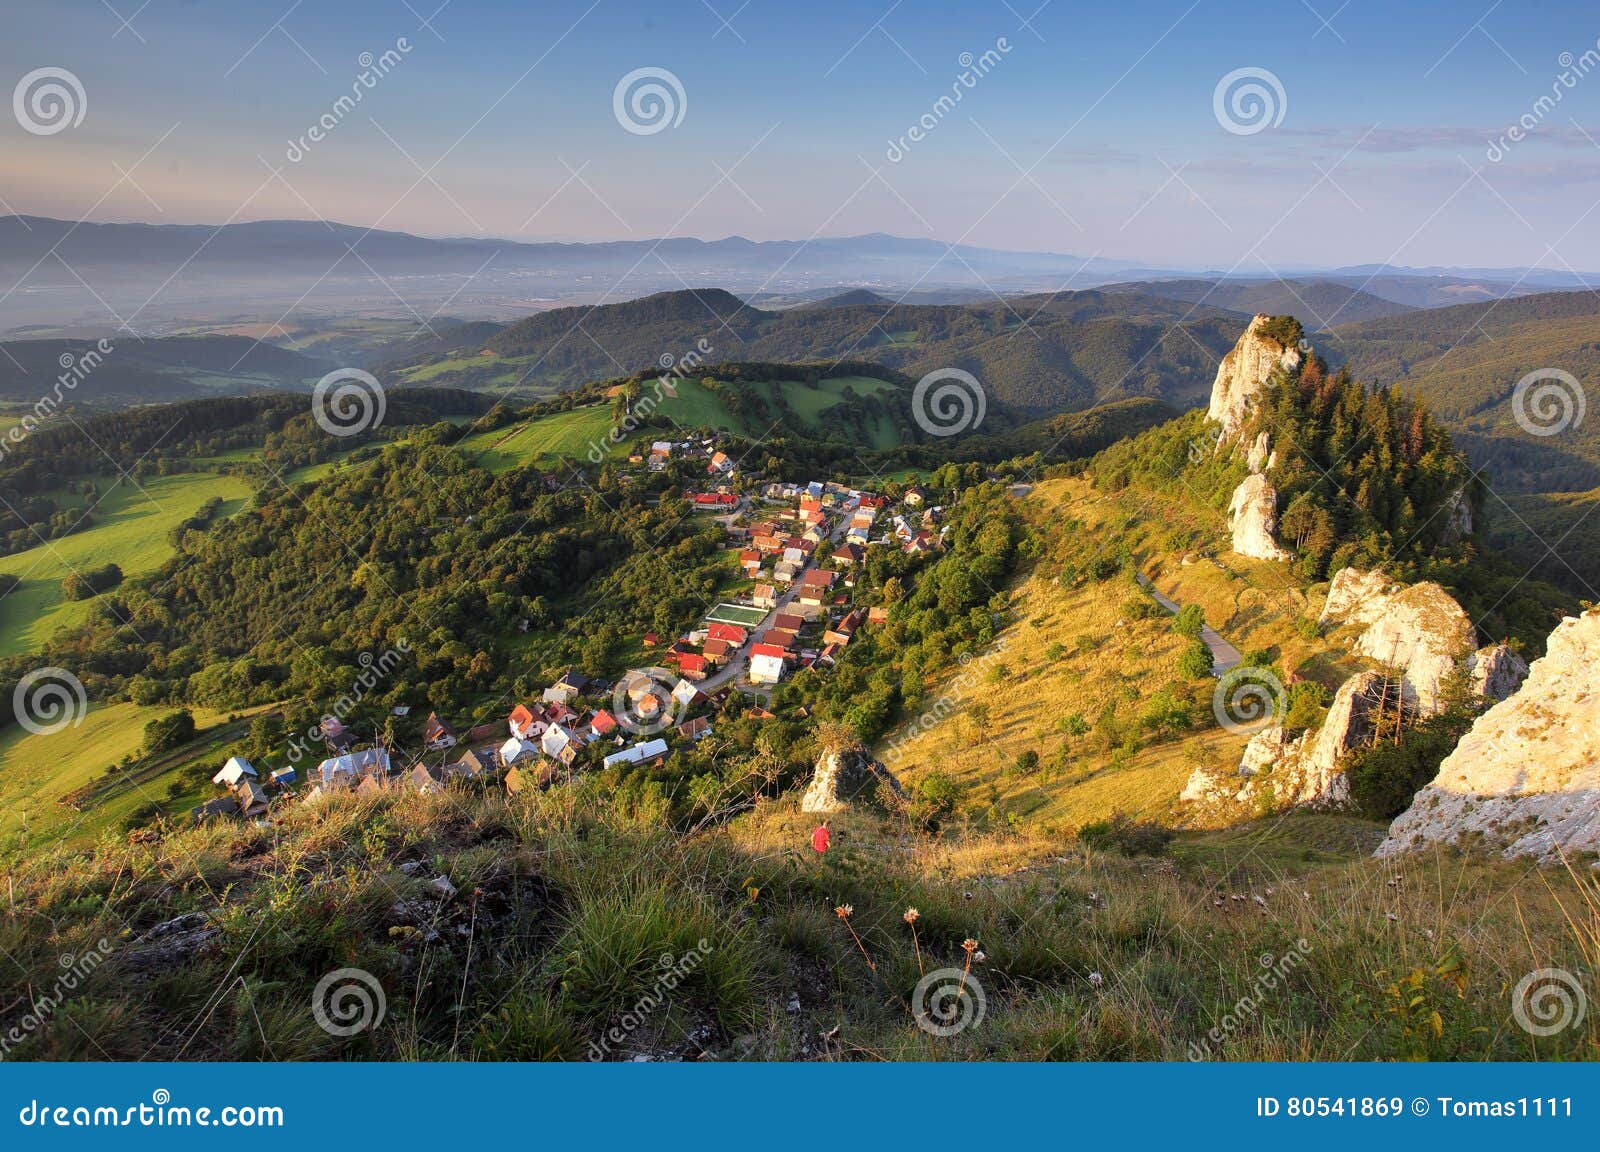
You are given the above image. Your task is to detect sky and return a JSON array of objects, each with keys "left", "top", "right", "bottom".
[{"left": 4, "top": 0, "right": 1600, "bottom": 271}]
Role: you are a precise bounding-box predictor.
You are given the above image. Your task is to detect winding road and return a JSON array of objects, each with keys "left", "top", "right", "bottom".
[{"left": 1136, "top": 572, "right": 1242, "bottom": 676}]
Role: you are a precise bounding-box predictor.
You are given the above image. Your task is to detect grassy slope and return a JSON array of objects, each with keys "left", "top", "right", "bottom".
[
  {"left": 875, "top": 477, "right": 1357, "bottom": 833},
  {"left": 0, "top": 472, "right": 253, "bottom": 658},
  {"left": 0, "top": 701, "right": 265, "bottom": 848},
  {"left": 7, "top": 783, "right": 1594, "bottom": 1061},
  {"left": 456, "top": 407, "right": 621, "bottom": 471}
]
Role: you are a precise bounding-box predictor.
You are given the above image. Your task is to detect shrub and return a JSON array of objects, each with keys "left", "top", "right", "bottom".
[
  {"left": 1176, "top": 640, "right": 1214, "bottom": 679},
  {"left": 143, "top": 709, "right": 197, "bottom": 755},
  {"left": 1347, "top": 711, "right": 1474, "bottom": 819},
  {"left": 1171, "top": 604, "right": 1205, "bottom": 637},
  {"left": 1078, "top": 811, "right": 1175, "bottom": 857}
]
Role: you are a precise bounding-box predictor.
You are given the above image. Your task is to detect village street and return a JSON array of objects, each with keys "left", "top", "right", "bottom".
[{"left": 694, "top": 494, "right": 859, "bottom": 695}]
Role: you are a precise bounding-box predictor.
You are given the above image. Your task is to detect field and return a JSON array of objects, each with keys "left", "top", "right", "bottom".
[
  {"left": 0, "top": 699, "right": 265, "bottom": 849},
  {"left": 0, "top": 471, "right": 253, "bottom": 658},
  {"left": 454, "top": 407, "right": 621, "bottom": 471},
  {"left": 706, "top": 602, "right": 768, "bottom": 627}
]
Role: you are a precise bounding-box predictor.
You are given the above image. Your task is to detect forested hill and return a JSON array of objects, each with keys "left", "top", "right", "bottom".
[
  {"left": 382, "top": 286, "right": 1245, "bottom": 414},
  {"left": 1328, "top": 290, "right": 1600, "bottom": 494},
  {"left": 0, "top": 335, "right": 331, "bottom": 405}
]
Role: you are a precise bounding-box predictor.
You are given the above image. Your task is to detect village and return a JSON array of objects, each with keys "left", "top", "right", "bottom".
[{"left": 189, "top": 446, "right": 950, "bottom": 827}]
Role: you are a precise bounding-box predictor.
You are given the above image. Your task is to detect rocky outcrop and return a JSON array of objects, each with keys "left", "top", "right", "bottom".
[
  {"left": 1378, "top": 609, "right": 1600, "bottom": 862},
  {"left": 1228, "top": 474, "right": 1292, "bottom": 561},
  {"left": 1319, "top": 566, "right": 1404, "bottom": 629},
  {"left": 1245, "top": 430, "right": 1274, "bottom": 474},
  {"left": 800, "top": 748, "right": 852, "bottom": 813},
  {"left": 1181, "top": 671, "right": 1388, "bottom": 817},
  {"left": 1467, "top": 643, "right": 1528, "bottom": 703},
  {"left": 800, "top": 746, "right": 904, "bottom": 812},
  {"left": 1206, "top": 313, "right": 1303, "bottom": 446},
  {"left": 1320, "top": 568, "right": 1477, "bottom": 715}
]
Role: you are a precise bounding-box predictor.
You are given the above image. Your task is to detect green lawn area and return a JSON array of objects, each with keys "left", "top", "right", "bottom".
[
  {"left": 0, "top": 700, "right": 264, "bottom": 847},
  {"left": 0, "top": 471, "right": 252, "bottom": 658},
  {"left": 652, "top": 378, "right": 748, "bottom": 434}
]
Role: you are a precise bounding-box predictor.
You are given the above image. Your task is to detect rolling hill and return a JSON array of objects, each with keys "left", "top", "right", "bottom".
[{"left": 383, "top": 286, "right": 1246, "bottom": 414}]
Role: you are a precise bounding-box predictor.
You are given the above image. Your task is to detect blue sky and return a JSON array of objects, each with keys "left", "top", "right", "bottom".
[{"left": 4, "top": 0, "right": 1600, "bottom": 269}]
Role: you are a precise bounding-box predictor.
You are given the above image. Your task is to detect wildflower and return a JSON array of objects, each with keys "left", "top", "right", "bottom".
[
  {"left": 835, "top": 905, "right": 874, "bottom": 972},
  {"left": 972, "top": 950, "right": 987, "bottom": 964},
  {"left": 961, "top": 938, "right": 979, "bottom": 955},
  {"left": 1088, "top": 971, "right": 1105, "bottom": 989},
  {"left": 905, "top": 908, "right": 924, "bottom": 976}
]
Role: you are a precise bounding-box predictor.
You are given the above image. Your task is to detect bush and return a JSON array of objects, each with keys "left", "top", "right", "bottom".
[
  {"left": 1176, "top": 640, "right": 1214, "bottom": 679},
  {"left": 1078, "top": 811, "right": 1175, "bottom": 857},
  {"left": 61, "top": 563, "right": 123, "bottom": 601},
  {"left": 143, "top": 709, "right": 197, "bottom": 756},
  {"left": 1171, "top": 604, "right": 1205, "bottom": 637}
]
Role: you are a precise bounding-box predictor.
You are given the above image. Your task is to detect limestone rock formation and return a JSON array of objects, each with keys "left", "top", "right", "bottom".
[
  {"left": 1319, "top": 566, "right": 1404, "bottom": 629},
  {"left": 1320, "top": 568, "right": 1477, "bottom": 715},
  {"left": 1228, "top": 474, "right": 1292, "bottom": 561},
  {"left": 1180, "top": 671, "right": 1388, "bottom": 817},
  {"left": 1378, "top": 609, "right": 1600, "bottom": 862},
  {"left": 800, "top": 748, "right": 852, "bottom": 813},
  {"left": 1206, "top": 313, "right": 1303, "bottom": 446},
  {"left": 1245, "top": 430, "right": 1273, "bottom": 474},
  {"left": 1467, "top": 643, "right": 1528, "bottom": 703},
  {"left": 800, "top": 746, "right": 904, "bottom": 813}
]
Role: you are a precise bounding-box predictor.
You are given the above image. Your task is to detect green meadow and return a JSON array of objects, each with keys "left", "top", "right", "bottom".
[{"left": 0, "top": 471, "right": 252, "bottom": 658}]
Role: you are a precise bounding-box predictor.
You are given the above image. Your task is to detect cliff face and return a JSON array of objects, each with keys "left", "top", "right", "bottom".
[
  {"left": 1206, "top": 313, "right": 1302, "bottom": 446},
  {"left": 1181, "top": 569, "right": 1522, "bottom": 825},
  {"left": 1228, "top": 474, "right": 1293, "bottom": 561},
  {"left": 1377, "top": 609, "right": 1600, "bottom": 862}
]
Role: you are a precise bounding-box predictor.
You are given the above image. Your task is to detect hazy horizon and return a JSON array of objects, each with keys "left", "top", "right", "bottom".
[{"left": 6, "top": 0, "right": 1600, "bottom": 275}]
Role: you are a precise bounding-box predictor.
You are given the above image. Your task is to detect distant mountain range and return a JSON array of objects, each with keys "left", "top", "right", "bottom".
[{"left": 1, "top": 215, "right": 1589, "bottom": 335}]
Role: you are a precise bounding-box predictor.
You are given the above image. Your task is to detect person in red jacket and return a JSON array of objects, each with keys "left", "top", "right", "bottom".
[{"left": 811, "top": 819, "right": 831, "bottom": 856}]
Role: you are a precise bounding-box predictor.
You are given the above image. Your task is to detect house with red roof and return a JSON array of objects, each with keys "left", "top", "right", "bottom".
[{"left": 706, "top": 622, "right": 748, "bottom": 646}]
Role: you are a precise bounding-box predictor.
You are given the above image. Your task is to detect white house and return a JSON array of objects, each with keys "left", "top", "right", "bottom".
[
  {"left": 602, "top": 738, "right": 669, "bottom": 769},
  {"left": 499, "top": 736, "right": 539, "bottom": 765},
  {"left": 212, "top": 755, "right": 258, "bottom": 787},
  {"left": 315, "top": 747, "right": 391, "bottom": 790},
  {"left": 541, "top": 724, "right": 575, "bottom": 760},
  {"left": 750, "top": 650, "right": 786, "bottom": 685}
]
